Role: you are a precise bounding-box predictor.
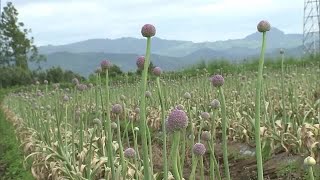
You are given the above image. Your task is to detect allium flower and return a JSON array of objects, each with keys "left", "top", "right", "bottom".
[
  {"left": 95, "top": 67, "right": 102, "bottom": 74},
  {"left": 176, "top": 104, "right": 184, "bottom": 110},
  {"left": 111, "top": 122, "right": 118, "bottom": 129},
  {"left": 136, "top": 56, "right": 145, "bottom": 69},
  {"left": 280, "top": 48, "right": 284, "bottom": 54},
  {"left": 72, "top": 78, "right": 79, "bottom": 85},
  {"left": 166, "top": 109, "right": 188, "bottom": 132},
  {"left": 201, "top": 112, "right": 210, "bottom": 120},
  {"left": 145, "top": 91, "right": 152, "bottom": 98},
  {"left": 100, "top": 60, "right": 112, "bottom": 70},
  {"left": 201, "top": 131, "right": 211, "bottom": 141},
  {"left": 135, "top": 107, "right": 140, "bottom": 114},
  {"left": 112, "top": 104, "right": 123, "bottom": 114},
  {"left": 193, "top": 143, "right": 206, "bottom": 156},
  {"left": 153, "top": 67, "right": 162, "bottom": 76},
  {"left": 120, "top": 95, "right": 126, "bottom": 101},
  {"left": 88, "top": 83, "right": 93, "bottom": 88},
  {"left": 35, "top": 81, "right": 40, "bottom": 85},
  {"left": 141, "top": 24, "right": 156, "bottom": 37},
  {"left": 77, "top": 84, "right": 87, "bottom": 91},
  {"left": 183, "top": 92, "right": 191, "bottom": 99},
  {"left": 210, "top": 99, "right": 220, "bottom": 109},
  {"left": 210, "top": 75, "right": 224, "bottom": 87},
  {"left": 257, "top": 20, "right": 271, "bottom": 33},
  {"left": 93, "top": 118, "right": 102, "bottom": 126},
  {"left": 63, "top": 95, "right": 69, "bottom": 102},
  {"left": 304, "top": 156, "right": 316, "bottom": 166},
  {"left": 124, "top": 148, "right": 136, "bottom": 158},
  {"left": 44, "top": 80, "right": 48, "bottom": 84}
]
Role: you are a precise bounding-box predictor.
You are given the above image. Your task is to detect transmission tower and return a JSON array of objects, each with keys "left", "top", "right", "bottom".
[{"left": 303, "top": 0, "right": 320, "bottom": 56}]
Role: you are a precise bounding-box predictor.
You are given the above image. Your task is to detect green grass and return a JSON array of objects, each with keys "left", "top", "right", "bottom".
[{"left": 0, "top": 90, "right": 33, "bottom": 180}]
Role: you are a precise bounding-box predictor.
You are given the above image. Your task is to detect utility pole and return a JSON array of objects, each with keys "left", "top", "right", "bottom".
[{"left": 303, "top": 0, "right": 320, "bottom": 56}]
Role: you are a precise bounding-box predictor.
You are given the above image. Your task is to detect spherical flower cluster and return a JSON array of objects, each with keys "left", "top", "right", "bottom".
[
  {"left": 304, "top": 156, "right": 316, "bottom": 166},
  {"left": 183, "top": 92, "right": 191, "bottom": 99},
  {"left": 141, "top": 24, "right": 156, "bottom": 37},
  {"left": 44, "top": 80, "right": 48, "bottom": 84},
  {"left": 280, "top": 48, "right": 285, "bottom": 55},
  {"left": 210, "top": 75, "right": 224, "bottom": 87},
  {"left": 166, "top": 109, "right": 188, "bottom": 132},
  {"left": 257, "top": 20, "right": 271, "bottom": 33},
  {"left": 134, "top": 107, "right": 140, "bottom": 114},
  {"left": 77, "top": 84, "right": 87, "bottom": 91},
  {"left": 201, "top": 112, "right": 210, "bottom": 120},
  {"left": 72, "top": 78, "right": 79, "bottom": 85},
  {"left": 201, "top": 131, "right": 211, "bottom": 141},
  {"left": 100, "top": 60, "right": 112, "bottom": 70},
  {"left": 111, "top": 122, "right": 118, "bottom": 129},
  {"left": 176, "top": 104, "right": 185, "bottom": 110},
  {"left": 93, "top": 118, "right": 102, "bottom": 126},
  {"left": 210, "top": 99, "right": 220, "bottom": 109},
  {"left": 63, "top": 95, "right": 69, "bottom": 102},
  {"left": 145, "top": 91, "right": 152, "bottom": 98},
  {"left": 95, "top": 67, "right": 102, "bottom": 74},
  {"left": 136, "top": 56, "right": 145, "bottom": 69},
  {"left": 124, "top": 148, "right": 136, "bottom": 158},
  {"left": 153, "top": 67, "right": 162, "bottom": 76},
  {"left": 112, "top": 104, "right": 123, "bottom": 114},
  {"left": 120, "top": 95, "right": 126, "bottom": 101},
  {"left": 193, "top": 143, "right": 206, "bottom": 156}
]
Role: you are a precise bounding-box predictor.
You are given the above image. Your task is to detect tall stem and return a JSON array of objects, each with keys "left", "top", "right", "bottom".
[
  {"left": 104, "top": 70, "right": 115, "bottom": 177},
  {"left": 116, "top": 115, "right": 125, "bottom": 177},
  {"left": 255, "top": 32, "right": 266, "bottom": 180},
  {"left": 156, "top": 77, "right": 168, "bottom": 180},
  {"left": 218, "top": 87, "right": 230, "bottom": 180},
  {"left": 171, "top": 132, "right": 181, "bottom": 180},
  {"left": 139, "top": 37, "right": 152, "bottom": 180}
]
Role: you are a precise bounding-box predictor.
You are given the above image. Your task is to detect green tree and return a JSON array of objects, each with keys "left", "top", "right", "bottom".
[{"left": 0, "top": 2, "right": 45, "bottom": 69}]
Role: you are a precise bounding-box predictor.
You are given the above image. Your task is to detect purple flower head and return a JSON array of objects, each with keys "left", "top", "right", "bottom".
[
  {"left": 201, "top": 112, "right": 210, "bottom": 120},
  {"left": 141, "top": 24, "right": 156, "bottom": 38},
  {"left": 136, "top": 56, "right": 145, "bottom": 70},
  {"left": 257, "top": 20, "right": 271, "bottom": 33},
  {"left": 210, "top": 74, "right": 224, "bottom": 87},
  {"left": 193, "top": 143, "right": 206, "bottom": 156},
  {"left": 100, "top": 60, "right": 112, "bottom": 70},
  {"left": 124, "top": 148, "right": 136, "bottom": 159},
  {"left": 201, "top": 131, "right": 211, "bottom": 141},
  {"left": 153, "top": 67, "right": 162, "bottom": 76},
  {"left": 112, "top": 104, "right": 123, "bottom": 114},
  {"left": 210, "top": 99, "right": 220, "bottom": 109},
  {"left": 166, "top": 109, "right": 188, "bottom": 132}
]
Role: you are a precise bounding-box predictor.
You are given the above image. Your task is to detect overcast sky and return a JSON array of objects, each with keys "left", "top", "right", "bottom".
[{"left": 1, "top": 0, "right": 303, "bottom": 46}]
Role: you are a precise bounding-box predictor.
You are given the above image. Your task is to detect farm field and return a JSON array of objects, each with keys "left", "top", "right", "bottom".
[{"left": 2, "top": 45, "right": 320, "bottom": 179}]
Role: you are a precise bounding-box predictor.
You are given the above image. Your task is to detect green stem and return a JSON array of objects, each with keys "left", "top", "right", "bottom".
[
  {"left": 308, "top": 166, "right": 315, "bottom": 180},
  {"left": 116, "top": 115, "right": 125, "bottom": 176},
  {"left": 254, "top": 32, "right": 267, "bottom": 180},
  {"left": 139, "top": 37, "right": 152, "bottom": 180},
  {"left": 171, "top": 132, "right": 181, "bottom": 180},
  {"left": 189, "top": 156, "right": 199, "bottom": 180},
  {"left": 218, "top": 86, "right": 230, "bottom": 180},
  {"left": 156, "top": 77, "right": 168, "bottom": 180},
  {"left": 103, "top": 70, "right": 115, "bottom": 177},
  {"left": 281, "top": 53, "right": 287, "bottom": 131}
]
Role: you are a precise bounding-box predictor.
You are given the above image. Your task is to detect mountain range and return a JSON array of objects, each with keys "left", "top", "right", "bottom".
[{"left": 36, "top": 28, "right": 304, "bottom": 77}]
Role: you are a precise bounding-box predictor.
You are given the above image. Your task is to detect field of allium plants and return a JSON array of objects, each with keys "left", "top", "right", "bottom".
[{"left": 1, "top": 21, "right": 320, "bottom": 180}]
